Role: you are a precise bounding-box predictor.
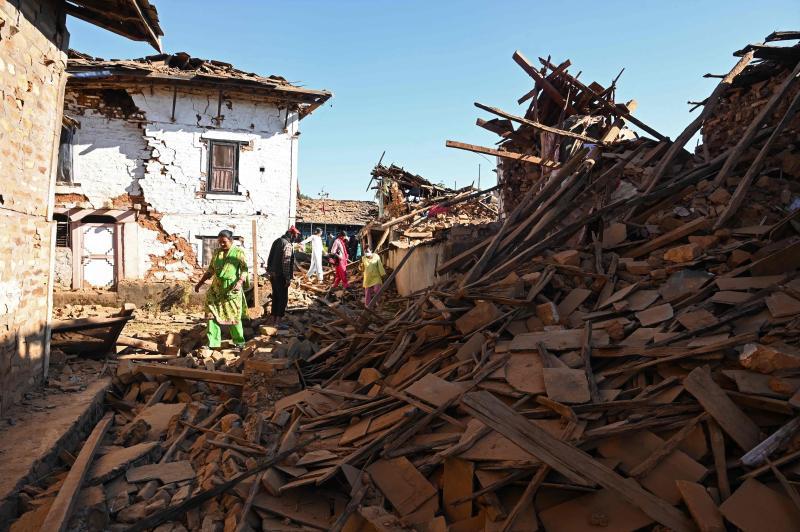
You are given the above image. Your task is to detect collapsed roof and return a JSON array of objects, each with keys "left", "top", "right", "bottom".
[
  {"left": 65, "top": 0, "right": 164, "bottom": 51},
  {"left": 296, "top": 198, "right": 378, "bottom": 226},
  {"left": 66, "top": 50, "right": 332, "bottom": 118}
]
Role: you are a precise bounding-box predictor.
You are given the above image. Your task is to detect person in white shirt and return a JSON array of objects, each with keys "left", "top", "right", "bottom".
[{"left": 300, "top": 228, "right": 324, "bottom": 283}]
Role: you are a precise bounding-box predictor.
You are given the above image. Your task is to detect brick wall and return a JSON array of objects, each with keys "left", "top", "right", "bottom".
[{"left": 0, "top": 0, "right": 68, "bottom": 414}]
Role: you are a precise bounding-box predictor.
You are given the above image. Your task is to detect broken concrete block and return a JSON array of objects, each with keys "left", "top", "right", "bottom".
[
  {"left": 740, "top": 343, "right": 800, "bottom": 374},
  {"left": 536, "top": 302, "right": 560, "bottom": 326},
  {"left": 663, "top": 243, "right": 701, "bottom": 263}
]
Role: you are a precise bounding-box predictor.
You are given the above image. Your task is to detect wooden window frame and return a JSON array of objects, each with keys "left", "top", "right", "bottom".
[
  {"left": 206, "top": 140, "right": 241, "bottom": 195},
  {"left": 199, "top": 235, "right": 243, "bottom": 267}
]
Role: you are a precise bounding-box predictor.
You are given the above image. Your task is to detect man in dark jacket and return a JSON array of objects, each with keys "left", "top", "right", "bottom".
[
  {"left": 267, "top": 226, "right": 300, "bottom": 326},
  {"left": 348, "top": 233, "right": 359, "bottom": 260}
]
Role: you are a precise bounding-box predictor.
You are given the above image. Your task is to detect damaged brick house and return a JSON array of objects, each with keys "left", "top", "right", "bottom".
[
  {"left": 53, "top": 52, "right": 331, "bottom": 290},
  {"left": 0, "top": 0, "right": 162, "bottom": 414},
  {"left": 296, "top": 197, "right": 378, "bottom": 239}
]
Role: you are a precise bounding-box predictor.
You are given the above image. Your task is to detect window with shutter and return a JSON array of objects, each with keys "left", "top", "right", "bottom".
[{"left": 207, "top": 141, "right": 239, "bottom": 193}]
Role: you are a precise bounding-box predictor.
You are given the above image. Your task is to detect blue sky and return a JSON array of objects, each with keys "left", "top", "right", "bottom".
[{"left": 67, "top": 1, "right": 799, "bottom": 200}]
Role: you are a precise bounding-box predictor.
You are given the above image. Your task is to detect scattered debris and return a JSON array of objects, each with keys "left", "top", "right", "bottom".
[{"left": 10, "top": 32, "right": 800, "bottom": 532}]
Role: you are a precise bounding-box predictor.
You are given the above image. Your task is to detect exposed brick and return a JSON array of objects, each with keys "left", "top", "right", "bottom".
[{"left": 0, "top": 0, "right": 67, "bottom": 414}]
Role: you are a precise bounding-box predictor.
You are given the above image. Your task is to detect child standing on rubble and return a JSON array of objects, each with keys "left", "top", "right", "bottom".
[
  {"left": 194, "top": 230, "right": 249, "bottom": 349},
  {"left": 361, "top": 248, "right": 385, "bottom": 306}
]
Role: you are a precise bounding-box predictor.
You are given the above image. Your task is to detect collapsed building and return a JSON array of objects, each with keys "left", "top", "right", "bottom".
[
  {"left": 362, "top": 162, "right": 500, "bottom": 295},
  {"left": 4, "top": 25, "right": 800, "bottom": 532},
  {"left": 0, "top": 0, "right": 163, "bottom": 416},
  {"left": 53, "top": 51, "right": 332, "bottom": 290},
  {"left": 295, "top": 197, "right": 378, "bottom": 239}
]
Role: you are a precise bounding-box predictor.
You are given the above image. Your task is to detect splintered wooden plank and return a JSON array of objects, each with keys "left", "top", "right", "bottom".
[
  {"left": 684, "top": 367, "right": 761, "bottom": 451},
  {"left": 676, "top": 308, "right": 718, "bottom": 331},
  {"left": 599, "top": 282, "right": 639, "bottom": 308},
  {"left": 443, "top": 458, "right": 474, "bottom": 523},
  {"left": 542, "top": 368, "right": 591, "bottom": 404},
  {"left": 126, "top": 461, "right": 195, "bottom": 484},
  {"left": 40, "top": 413, "right": 113, "bottom": 532},
  {"left": 750, "top": 240, "right": 800, "bottom": 276},
  {"left": 455, "top": 301, "right": 502, "bottom": 335},
  {"left": 445, "top": 140, "right": 559, "bottom": 168},
  {"left": 635, "top": 303, "right": 674, "bottom": 327},
  {"left": 715, "top": 275, "right": 783, "bottom": 291},
  {"left": 461, "top": 391, "right": 695, "bottom": 532},
  {"left": 710, "top": 291, "right": 751, "bottom": 305},
  {"left": 719, "top": 478, "right": 800, "bottom": 532},
  {"left": 505, "top": 353, "right": 546, "bottom": 394},
  {"left": 367, "top": 457, "right": 437, "bottom": 517},
  {"left": 557, "top": 288, "right": 592, "bottom": 319},
  {"left": 539, "top": 489, "right": 653, "bottom": 532},
  {"left": 626, "top": 290, "right": 660, "bottom": 311},
  {"left": 766, "top": 292, "right": 800, "bottom": 318},
  {"left": 597, "top": 431, "right": 707, "bottom": 504},
  {"left": 510, "top": 330, "right": 609, "bottom": 351},
  {"left": 675, "top": 480, "right": 724, "bottom": 532},
  {"left": 624, "top": 217, "right": 709, "bottom": 258},
  {"left": 406, "top": 373, "right": 463, "bottom": 407},
  {"left": 136, "top": 364, "right": 246, "bottom": 386}
]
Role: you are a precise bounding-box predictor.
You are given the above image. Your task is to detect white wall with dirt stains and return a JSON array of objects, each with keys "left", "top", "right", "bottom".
[{"left": 62, "top": 85, "right": 301, "bottom": 279}]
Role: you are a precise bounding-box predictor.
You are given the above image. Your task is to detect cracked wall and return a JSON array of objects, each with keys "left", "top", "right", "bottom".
[{"left": 62, "top": 83, "right": 301, "bottom": 281}]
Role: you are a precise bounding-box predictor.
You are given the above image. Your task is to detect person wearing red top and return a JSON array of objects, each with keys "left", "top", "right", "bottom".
[{"left": 330, "top": 230, "right": 350, "bottom": 289}]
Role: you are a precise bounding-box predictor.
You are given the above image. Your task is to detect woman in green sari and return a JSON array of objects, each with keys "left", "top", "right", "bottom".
[{"left": 194, "top": 230, "right": 249, "bottom": 348}]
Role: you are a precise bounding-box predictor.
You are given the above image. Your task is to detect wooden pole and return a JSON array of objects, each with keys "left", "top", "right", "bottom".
[
  {"left": 41, "top": 413, "right": 114, "bottom": 532},
  {"left": 251, "top": 220, "right": 259, "bottom": 310}
]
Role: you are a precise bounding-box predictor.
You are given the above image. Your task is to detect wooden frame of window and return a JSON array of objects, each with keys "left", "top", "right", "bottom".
[
  {"left": 198, "top": 235, "right": 244, "bottom": 267},
  {"left": 207, "top": 140, "right": 240, "bottom": 194}
]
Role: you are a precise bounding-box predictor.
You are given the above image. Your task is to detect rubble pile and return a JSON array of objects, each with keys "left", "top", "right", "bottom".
[
  {"left": 13, "top": 33, "right": 800, "bottom": 532},
  {"left": 364, "top": 162, "right": 499, "bottom": 252}
]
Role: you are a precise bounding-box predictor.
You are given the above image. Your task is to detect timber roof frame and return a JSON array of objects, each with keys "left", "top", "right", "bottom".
[
  {"left": 65, "top": 0, "right": 164, "bottom": 51},
  {"left": 66, "top": 51, "right": 332, "bottom": 118}
]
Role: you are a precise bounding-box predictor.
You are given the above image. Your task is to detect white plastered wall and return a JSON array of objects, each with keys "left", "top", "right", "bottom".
[{"left": 64, "top": 85, "right": 301, "bottom": 279}]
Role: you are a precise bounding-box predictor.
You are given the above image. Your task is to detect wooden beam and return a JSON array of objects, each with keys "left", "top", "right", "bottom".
[
  {"left": 251, "top": 220, "right": 260, "bottom": 310},
  {"left": 512, "top": 51, "right": 577, "bottom": 114},
  {"left": 115, "top": 335, "right": 160, "bottom": 352},
  {"left": 538, "top": 56, "right": 666, "bottom": 140},
  {"left": 624, "top": 217, "right": 709, "bottom": 258},
  {"left": 445, "top": 140, "right": 559, "bottom": 168},
  {"left": 136, "top": 364, "right": 246, "bottom": 386},
  {"left": 461, "top": 391, "right": 695, "bottom": 532},
  {"left": 475, "top": 102, "right": 602, "bottom": 145},
  {"left": 684, "top": 367, "right": 762, "bottom": 451},
  {"left": 40, "top": 412, "right": 114, "bottom": 532}
]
